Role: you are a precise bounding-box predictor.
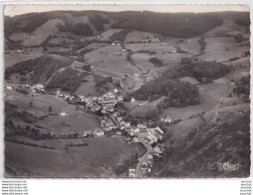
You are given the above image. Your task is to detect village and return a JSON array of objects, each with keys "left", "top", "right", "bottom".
[{"left": 6, "top": 82, "right": 165, "bottom": 177}]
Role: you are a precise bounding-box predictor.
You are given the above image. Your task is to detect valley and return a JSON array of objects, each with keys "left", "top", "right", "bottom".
[{"left": 4, "top": 10, "right": 250, "bottom": 178}]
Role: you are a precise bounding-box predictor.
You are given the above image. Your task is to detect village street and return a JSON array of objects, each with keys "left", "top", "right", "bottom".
[{"left": 135, "top": 135, "right": 152, "bottom": 177}]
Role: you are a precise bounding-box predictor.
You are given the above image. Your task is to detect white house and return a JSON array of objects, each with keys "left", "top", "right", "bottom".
[
  {"left": 60, "top": 112, "right": 68, "bottom": 117},
  {"left": 131, "top": 98, "right": 135, "bottom": 103},
  {"left": 34, "top": 84, "right": 44, "bottom": 90},
  {"left": 147, "top": 154, "right": 153, "bottom": 160},
  {"left": 6, "top": 86, "right": 12, "bottom": 90},
  {"left": 94, "top": 128, "right": 104, "bottom": 136},
  {"left": 156, "top": 127, "right": 164, "bottom": 135},
  {"left": 118, "top": 96, "right": 123, "bottom": 101},
  {"left": 125, "top": 122, "right": 131, "bottom": 127},
  {"left": 113, "top": 88, "right": 119, "bottom": 94},
  {"left": 128, "top": 169, "right": 136, "bottom": 178},
  {"left": 133, "top": 137, "right": 139, "bottom": 143},
  {"left": 137, "top": 124, "right": 146, "bottom": 129}
]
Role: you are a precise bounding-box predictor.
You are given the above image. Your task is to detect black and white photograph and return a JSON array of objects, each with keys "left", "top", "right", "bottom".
[{"left": 3, "top": 4, "right": 251, "bottom": 178}]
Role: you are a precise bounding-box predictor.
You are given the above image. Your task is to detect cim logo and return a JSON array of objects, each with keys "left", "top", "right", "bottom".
[{"left": 223, "top": 162, "right": 242, "bottom": 171}]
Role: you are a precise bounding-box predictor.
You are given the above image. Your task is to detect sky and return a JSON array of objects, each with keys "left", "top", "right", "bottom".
[{"left": 4, "top": 4, "right": 250, "bottom": 17}]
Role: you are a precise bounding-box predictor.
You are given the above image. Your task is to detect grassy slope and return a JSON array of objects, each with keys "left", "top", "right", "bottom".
[
  {"left": 5, "top": 136, "right": 146, "bottom": 177},
  {"left": 152, "top": 106, "right": 250, "bottom": 178}
]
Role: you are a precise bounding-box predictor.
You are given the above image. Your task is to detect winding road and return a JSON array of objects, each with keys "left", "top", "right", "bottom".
[{"left": 135, "top": 135, "right": 152, "bottom": 178}]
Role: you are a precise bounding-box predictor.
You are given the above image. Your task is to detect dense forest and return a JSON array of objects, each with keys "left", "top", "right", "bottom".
[
  {"left": 127, "top": 61, "right": 230, "bottom": 109},
  {"left": 111, "top": 11, "right": 223, "bottom": 38},
  {"left": 89, "top": 14, "right": 110, "bottom": 31},
  {"left": 46, "top": 68, "right": 86, "bottom": 93},
  {"left": 5, "top": 55, "right": 72, "bottom": 84},
  {"left": 163, "top": 61, "right": 231, "bottom": 83},
  {"left": 127, "top": 77, "right": 200, "bottom": 109},
  {"left": 58, "top": 23, "right": 94, "bottom": 36},
  {"left": 110, "top": 30, "right": 130, "bottom": 43}
]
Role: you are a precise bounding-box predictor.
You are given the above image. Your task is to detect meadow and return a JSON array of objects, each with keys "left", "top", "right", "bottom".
[{"left": 5, "top": 136, "right": 146, "bottom": 177}]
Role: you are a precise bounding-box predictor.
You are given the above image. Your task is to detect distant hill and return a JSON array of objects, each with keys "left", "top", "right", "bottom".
[{"left": 4, "top": 10, "right": 250, "bottom": 39}]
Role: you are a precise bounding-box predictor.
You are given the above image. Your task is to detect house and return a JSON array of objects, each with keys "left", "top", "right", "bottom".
[
  {"left": 142, "top": 162, "right": 148, "bottom": 168},
  {"left": 34, "top": 84, "right": 44, "bottom": 90},
  {"left": 125, "top": 122, "right": 131, "bottom": 127},
  {"left": 113, "top": 88, "right": 119, "bottom": 94},
  {"left": 120, "top": 121, "right": 126, "bottom": 126},
  {"left": 94, "top": 128, "right": 104, "bottom": 136},
  {"left": 137, "top": 124, "right": 146, "bottom": 129},
  {"left": 147, "top": 154, "right": 153, "bottom": 160},
  {"left": 111, "top": 43, "right": 116, "bottom": 46},
  {"left": 118, "top": 96, "right": 123, "bottom": 101},
  {"left": 131, "top": 98, "right": 135, "bottom": 103},
  {"left": 112, "top": 113, "right": 118, "bottom": 117},
  {"left": 154, "top": 146, "right": 162, "bottom": 154},
  {"left": 133, "top": 137, "right": 139, "bottom": 143},
  {"left": 83, "top": 130, "right": 93, "bottom": 137},
  {"left": 59, "top": 112, "right": 68, "bottom": 116},
  {"left": 147, "top": 133, "right": 158, "bottom": 144},
  {"left": 116, "top": 131, "right": 122, "bottom": 135},
  {"left": 128, "top": 169, "right": 136, "bottom": 178},
  {"left": 6, "top": 86, "right": 12, "bottom": 90},
  {"left": 132, "top": 127, "right": 140, "bottom": 133},
  {"left": 116, "top": 117, "right": 123, "bottom": 122},
  {"left": 155, "top": 127, "right": 164, "bottom": 135}
]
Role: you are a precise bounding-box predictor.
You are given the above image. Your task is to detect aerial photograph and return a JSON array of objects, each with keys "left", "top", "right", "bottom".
[{"left": 4, "top": 5, "right": 250, "bottom": 178}]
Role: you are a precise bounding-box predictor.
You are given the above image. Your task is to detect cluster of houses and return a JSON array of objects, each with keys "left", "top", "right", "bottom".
[
  {"left": 160, "top": 116, "right": 182, "bottom": 124},
  {"left": 111, "top": 43, "right": 121, "bottom": 46},
  {"left": 83, "top": 90, "right": 123, "bottom": 114},
  {"left": 140, "top": 145, "right": 164, "bottom": 177},
  {"left": 128, "top": 145, "right": 164, "bottom": 177},
  {"left": 14, "top": 83, "right": 45, "bottom": 96}
]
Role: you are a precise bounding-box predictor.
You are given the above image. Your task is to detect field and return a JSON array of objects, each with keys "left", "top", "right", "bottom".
[
  {"left": 85, "top": 45, "right": 141, "bottom": 75},
  {"left": 197, "top": 45, "right": 249, "bottom": 62},
  {"left": 196, "top": 36, "right": 249, "bottom": 62},
  {"left": 125, "top": 42, "right": 176, "bottom": 53},
  {"left": 129, "top": 96, "right": 166, "bottom": 118},
  {"left": 5, "top": 53, "right": 43, "bottom": 67},
  {"left": 131, "top": 53, "right": 156, "bottom": 71},
  {"left": 75, "top": 82, "right": 99, "bottom": 96},
  {"left": 159, "top": 53, "right": 192, "bottom": 67},
  {"left": 124, "top": 31, "right": 159, "bottom": 43},
  {"left": 100, "top": 29, "right": 123, "bottom": 40},
  {"left": 5, "top": 89, "right": 100, "bottom": 134},
  {"left": 9, "top": 19, "right": 64, "bottom": 47},
  {"left": 5, "top": 136, "right": 146, "bottom": 177},
  {"left": 48, "top": 37, "right": 74, "bottom": 45},
  {"left": 178, "top": 37, "right": 201, "bottom": 55}
]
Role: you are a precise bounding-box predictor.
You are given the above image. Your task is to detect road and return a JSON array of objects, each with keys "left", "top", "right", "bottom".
[{"left": 135, "top": 135, "right": 152, "bottom": 178}]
